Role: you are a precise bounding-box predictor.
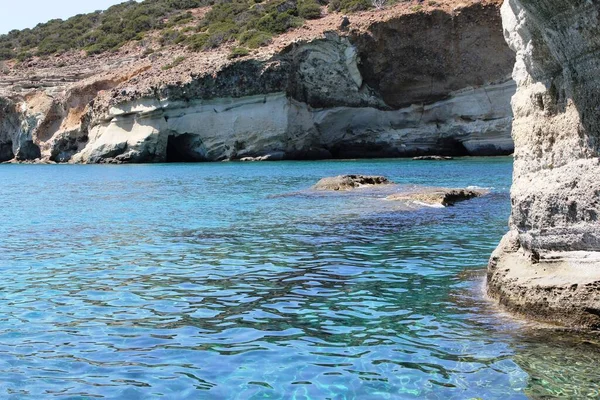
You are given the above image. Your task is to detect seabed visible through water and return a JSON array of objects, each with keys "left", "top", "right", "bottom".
[{"left": 1, "top": 157, "right": 599, "bottom": 399}]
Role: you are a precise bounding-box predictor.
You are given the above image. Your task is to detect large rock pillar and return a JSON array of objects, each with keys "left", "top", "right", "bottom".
[{"left": 488, "top": 0, "right": 600, "bottom": 329}]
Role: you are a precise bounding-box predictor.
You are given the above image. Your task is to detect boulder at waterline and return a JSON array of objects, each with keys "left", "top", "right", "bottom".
[
  {"left": 387, "top": 188, "right": 488, "bottom": 206},
  {"left": 312, "top": 175, "right": 392, "bottom": 191}
]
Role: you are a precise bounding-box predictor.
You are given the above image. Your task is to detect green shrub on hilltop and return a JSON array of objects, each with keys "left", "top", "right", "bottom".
[
  {"left": 160, "top": 29, "right": 188, "bottom": 46},
  {"left": 298, "top": 0, "right": 322, "bottom": 19},
  {"left": 256, "top": 11, "right": 304, "bottom": 34},
  {"left": 181, "top": 0, "right": 306, "bottom": 52},
  {"left": 185, "top": 33, "right": 211, "bottom": 51},
  {"left": 16, "top": 52, "right": 33, "bottom": 62},
  {"left": 200, "top": 21, "right": 240, "bottom": 49},
  {"left": 167, "top": 11, "right": 195, "bottom": 27},
  {"left": 0, "top": 45, "right": 15, "bottom": 60},
  {"left": 328, "top": 0, "right": 371, "bottom": 12},
  {"left": 228, "top": 46, "right": 250, "bottom": 59},
  {"left": 238, "top": 30, "right": 272, "bottom": 49}
]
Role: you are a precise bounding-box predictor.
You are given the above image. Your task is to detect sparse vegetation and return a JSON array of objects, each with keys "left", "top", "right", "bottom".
[
  {"left": 0, "top": 0, "right": 209, "bottom": 60},
  {"left": 160, "top": 29, "right": 187, "bottom": 46},
  {"left": 372, "top": 0, "right": 386, "bottom": 10},
  {"left": 298, "top": 0, "right": 323, "bottom": 19},
  {"left": 166, "top": 11, "right": 195, "bottom": 27},
  {"left": 142, "top": 48, "right": 155, "bottom": 57},
  {"left": 189, "top": 0, "right": 305, "bottom": 52},
  {"left": 0, "top": 0, "right": 428, "bottom": 61},
  {"left": 0, "top": 0, "right": 317, "bottom": 59},
  {"left": 228, "top": 47, "right": 250, "bottom": 59},
  {"left": 238, "top": 30, "right": 273, "bottom": 49},
  {"left": 185, "top": 33, "right": 210, "bottom": 51},
  {"left": 328, "top": 0, "right": 372, "bottom": 13},
  {"left": 161, "top": 55, "right": 186, "bottom": 69}
]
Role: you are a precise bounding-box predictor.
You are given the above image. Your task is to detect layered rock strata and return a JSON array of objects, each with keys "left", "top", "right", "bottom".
[
  {"left": 488, "top": 0, "right": 600, "bottom": 329},
  {"left": 0, "top": 3, "right": 515, "bottom": 163}
]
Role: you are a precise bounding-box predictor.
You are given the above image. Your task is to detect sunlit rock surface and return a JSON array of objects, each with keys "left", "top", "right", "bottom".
[
  {"left": 488, "top": 0, "right": 600, "bottom": 329},
  {"left": 0, "top": 3, "right": 515, "bottom": 163}
]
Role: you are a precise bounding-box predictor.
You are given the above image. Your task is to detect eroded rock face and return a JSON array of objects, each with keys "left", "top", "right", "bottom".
[
  {"left": 352, "top": 3, "right": 515, "bottom": 108},
  {"left": 0, "top": 76, "right": 127, "bottom": 163},
  {"left": 0, "top": 94, "right": 47, "bottom": 162},
  {"left": 68, "top": 78, "right": 515, "bottom": 164},
  {"left": 487, "top": 0, "right": 600, "bottom": 329},
  {"left": 0, "top": 99, "right": 18, "bottom": 162},
  {"left": 0, "top": 3, "right": 515, "bottom": 163},
  {"left": 312, "top": 175, "right": 391, "bottom": 191}
]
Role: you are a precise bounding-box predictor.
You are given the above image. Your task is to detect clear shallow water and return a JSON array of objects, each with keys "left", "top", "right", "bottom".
[{"left": 0, "top": 157, "right": 599, "bottom": 399}]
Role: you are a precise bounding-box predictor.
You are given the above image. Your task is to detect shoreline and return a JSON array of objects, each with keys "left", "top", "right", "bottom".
[{"left": 1, "top": 154, "right": 514, "bottom": 166}]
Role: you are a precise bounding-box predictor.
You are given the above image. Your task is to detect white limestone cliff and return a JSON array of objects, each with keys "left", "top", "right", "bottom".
[
  {"left": 0, "top": 3, "right": 516, "bottom": 163},
  {"left": 487, "top": 0, "right": 600, "bottom": 329}
]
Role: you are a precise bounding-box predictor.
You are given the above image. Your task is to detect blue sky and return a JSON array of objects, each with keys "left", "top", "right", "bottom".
[{"left": 0, "top": 0, "right": 137, "bottom": 34}]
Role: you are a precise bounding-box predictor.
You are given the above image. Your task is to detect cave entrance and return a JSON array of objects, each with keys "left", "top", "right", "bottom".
[
  {"left": 0, "top": 141, "right": 14, "bottom": 162},
  {"left": 436, "top": 138, "right": 470, "bottom": 157},
  {"left": 166, "top": 134, "right": 205, "bottom": 163}
]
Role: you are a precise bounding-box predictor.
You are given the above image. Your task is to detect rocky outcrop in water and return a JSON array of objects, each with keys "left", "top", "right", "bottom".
[
  {"left": 387, "top": 188, "right": 487, "bottom": 206},
  {"left": 488, "top": 0, "right": 600, "bottom": 329},
  {"left": 0, "top": 2, "right": 515, "bottom": 164},
  {"left": 312, "top": 175, "right": 391, "bottom": 191}
]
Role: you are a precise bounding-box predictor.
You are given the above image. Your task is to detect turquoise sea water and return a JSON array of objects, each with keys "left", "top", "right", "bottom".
[{"left": 1, "top": 157, "right": 599, "bottom": 399}]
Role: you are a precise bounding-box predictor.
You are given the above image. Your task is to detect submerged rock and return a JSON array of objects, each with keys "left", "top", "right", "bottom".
[
  {"left": 387, "top": 188, "right": 487, "bottom": 206},
  {"left": 312, "top": 175, "right": 392, "bottom": 191}
]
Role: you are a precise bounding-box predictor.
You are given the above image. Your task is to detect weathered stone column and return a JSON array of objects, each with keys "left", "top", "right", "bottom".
[{"left": 488, "top": 0, "right": 600, "bottom": 329}]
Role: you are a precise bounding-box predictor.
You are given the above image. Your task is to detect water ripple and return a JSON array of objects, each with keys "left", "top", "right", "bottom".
[{"left": 0, "top": 158, "right": 598, "bottom": 398}]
